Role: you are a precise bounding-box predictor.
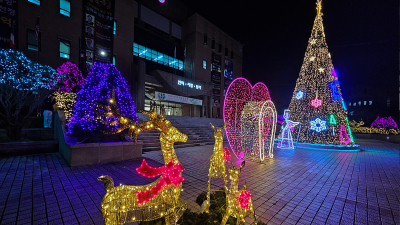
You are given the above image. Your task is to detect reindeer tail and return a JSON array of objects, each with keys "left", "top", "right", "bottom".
[{"left": 97, "top": 175, "right": 115, "bottom": 192}]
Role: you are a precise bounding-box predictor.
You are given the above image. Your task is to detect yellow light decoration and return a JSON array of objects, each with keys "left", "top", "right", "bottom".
[
  {"left": 287, "top": 0, "right": 355, "bottom": 145},
  {"left": 53, "top": 92, "right": 77, "bottom": 119},
  {"left": 221, "top": 161, "right": 257, "bottom": 225},
  {"left": 349, "top": 120, "right": 399, "bottom": 135},
  {"left": 200, "top": 122, "right": 229, "bottom": 214},
  {"left": 96, "top": 100, "right": 188, "bottom": 224}
]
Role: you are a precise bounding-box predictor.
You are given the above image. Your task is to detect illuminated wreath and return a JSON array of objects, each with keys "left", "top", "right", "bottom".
[{"left": 223, "top": 78, "right": 277, "bottom": 161}]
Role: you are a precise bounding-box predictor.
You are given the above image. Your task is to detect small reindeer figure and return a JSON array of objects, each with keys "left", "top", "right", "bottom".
[
  {"left": 221, "top": 161, "right": 257, "bottom": 225},
  {"left": 201, "top": 122, "right": 229, "bottom": 213}
]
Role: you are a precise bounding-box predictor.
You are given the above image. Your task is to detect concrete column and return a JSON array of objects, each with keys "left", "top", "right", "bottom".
[{"left": 137, "top": 58, "right": 146, "bottom": 111}]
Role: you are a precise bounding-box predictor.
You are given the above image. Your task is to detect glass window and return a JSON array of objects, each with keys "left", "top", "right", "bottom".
[
  {"left": 60, "top": 0, "right": 71, "bottom": 17},
  {"left": 151, "top": 50, "right": 157, "bottom": 62},
  {"left": 218, "top": 43, "right": 222, "bottom": 53},
  {"left": 59, "top": 39, "right": 70, "bottom": 59},
  {"left": 348, "top": 102, "right": 351, "bottom": 106},
  {"left": 211, "top": 40, "right": 215, "bottom": 49},
  {"left": 113, "top": 55, "right": 116, "bottom": 65},
  {"left": 113, "top": 20, "right": 117, "bottom": 35},
  {"left": 133, "top": 43, "right": 139, "bottom": 56},
  {"left": 387, "top": 99, "right": 390, "bottom": 107},
  {"left": 27, "top": 29, "right": 40, "bottom": 51},
  {"left": 353, "top": 102, "right": 356, "bottom": 106},
  {"left": 28, "top": 0, "right": 40, "bottom": 5},
  {"left": 364, "top": 101, "right": 366, "bottom": 105},
  {"left": 203, "top": 59, "right": 207, "bottom": 69},
  {"left": 157, "top": 52, "right": 164, "bottom": 63},
  {"left": 231, "top": 51, "right": 234, "bottom": 59},
  {"left": 358, "top": 101, "right": 361, "bottom": 106},
  {"left": 204, "top": 35, "right": 207, "bottom": 45},
  {"left": 369, "top": 101, "right": 372, "bottom": 105},
  {"left": 178, "top": 61, "right": 183, "bottom": 71},
  {"left": 225, "top": 47, "right": 228, "bottom": 56}
]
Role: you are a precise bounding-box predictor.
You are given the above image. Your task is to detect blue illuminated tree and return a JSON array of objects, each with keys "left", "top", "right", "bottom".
[
  {"left": 0, "top": 49, "right": 65, "bottom": 140},
  {"left": 67, "top": 62, "right": 138, "bottom": 135}
]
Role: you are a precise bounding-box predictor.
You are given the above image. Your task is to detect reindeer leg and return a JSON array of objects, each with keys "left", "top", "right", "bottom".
[
  {"left": 200, "top": 176, "right": 211, "bottom": 213},
  {"left": 249, "top": 198, "right": 257, "bottom": 225},
  {"left": 220, "top": 212, "right": 230, "bottom": 225}
]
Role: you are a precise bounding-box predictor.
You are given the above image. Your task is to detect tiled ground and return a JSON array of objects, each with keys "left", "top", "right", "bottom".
[{"left": 0, "top": 138, "right": 398, "bottom": 225}]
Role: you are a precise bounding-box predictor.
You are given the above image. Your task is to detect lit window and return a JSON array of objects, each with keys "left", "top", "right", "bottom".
[
  {"left": 369, "top": 101, "right": 372, "bottom": 105},
  {"left": 113, "top": 20, "right": 117, "bottom": 35},
  {"left": 353, "top": 102, "right": 356, "bottom": 106},
  {"left": 348, "top": 102, "right": 351, "bottom": 106},
  {"left": 196, "top": 85, "right": 202, "bottom": 90},
  {"left": 203, "top": 59, "right": 207, "bottom": 69},
  {"left": 364, "top": 101, "right": 366, "bottom": 105},
  {"left": 113, "top": 55, "right": 116, "bottom": 65},
  {"left": 204, "top": 35, "right": 207, "bottom": 45},
  {"left": 59, "top": 39, "right": 70, "bottom": 59},
  {"left": 133, "top": 43, "right": 183, "bottom": 70},
  {"left": 28, "top": 0, "right": 40, "bottom": 5},
  {"left": 27, "top": 29, "right": 40, "bottom": 51},
  {"left": 178, "top": 80, "right": 185, "bottom": 86},
  {"left": 358, "top": 101, "right": 361, "bottom": 106},
  {"left": 60, "top": 0, "right": 71, "bottom": 17},
  {"left": 350, "top": 111, "right": 354, "bottom": 115},
  {"left": 187, "top": 83, "right": 193, "bottom": 88}
]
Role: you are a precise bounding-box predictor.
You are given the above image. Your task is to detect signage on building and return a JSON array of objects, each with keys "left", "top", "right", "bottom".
[
  {"left": 155, "top": 91, "right": 202, "bottom": 106},
  {"left": 0, "top": 0, "right": 17, "bottom": 49},
  {"left": 82, "top": 0, "right": 115, "bottom": 72},
  {"left": 211, "top": 52, "right": 221, "bottom": 100},
  {"left": 224, "top": 59, "right": 233, "bottom": 96}
]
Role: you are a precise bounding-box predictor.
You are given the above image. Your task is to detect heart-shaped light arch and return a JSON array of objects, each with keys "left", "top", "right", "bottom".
[{"left": 223, "top": 78, "right": 277, "bottom": 161}]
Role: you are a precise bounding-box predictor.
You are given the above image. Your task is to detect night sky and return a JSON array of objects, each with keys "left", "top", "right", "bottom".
[{"left": 180, "top": 0, "right": 399, "bottom": 113}]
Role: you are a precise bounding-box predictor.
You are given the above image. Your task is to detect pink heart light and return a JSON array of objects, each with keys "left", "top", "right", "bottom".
[{"left": 223, "top": 78, "right": 271, "bottom": 160}]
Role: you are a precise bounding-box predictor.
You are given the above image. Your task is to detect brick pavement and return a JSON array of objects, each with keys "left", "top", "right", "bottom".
[{"left": 0, "top": 138, "right": 398, "bottom": 225}]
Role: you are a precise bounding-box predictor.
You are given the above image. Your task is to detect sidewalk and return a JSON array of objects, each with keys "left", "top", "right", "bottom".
[{"left": 0, "top": 138, "right": 398, "bottom": 224}]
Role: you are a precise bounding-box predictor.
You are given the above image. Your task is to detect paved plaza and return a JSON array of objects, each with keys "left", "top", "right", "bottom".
[{"left": 0, "top": 138, "right": 398, "bottom": 225}]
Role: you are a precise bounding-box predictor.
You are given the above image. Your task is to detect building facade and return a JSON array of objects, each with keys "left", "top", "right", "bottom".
[{"left": 8, "top": 0, "right": 243, "bottom": 118}]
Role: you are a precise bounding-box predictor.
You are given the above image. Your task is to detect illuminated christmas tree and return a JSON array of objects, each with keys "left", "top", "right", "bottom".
[
  {"left": 67, "top": 62, "right": 138, "bottom": 135},
  {"left": 287, "top": 0, "right": 354, "bottom": 145},
  {"left": 55, "top": 61, "right": 84, "bottom": 93}
]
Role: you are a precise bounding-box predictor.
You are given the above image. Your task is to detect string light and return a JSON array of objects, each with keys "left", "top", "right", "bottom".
[
  {"left": 55, "top": 61, "right": 84, "bottom": 93},
  {"left": 310, "top": 118, "right": 327, "bottom": 132},
  {"left": 370, "top": 116, "right": 398, "bottom": 128},
  {"left": 200, "top": 123, "right": 229, "bottom": 214},
  {"left": 67, "top": 62, "right": 138, "bottom": 134},
  {"left": 223, "top": 78, "right": 277, "bottom": 161},
  {"left": 0, "top": 49, "right": 65, "bottom": 90},
  {"left": 221, "top": 161, "right": 257, "bottom": 225},
  {"left": 97, "top": 105, "right": 188, "bottom": 224},
  {"left": 296, "top": 91, "right": 304, "bottom": 99},
  {"left": 287, "top": 0, "right": 354, "bottom": 145},
  {"left": 339, "top": 125, "right": 351, "bottom": 144},
  {"left": 53, "top": 92, "right": 76, "bottom": 119},
  {"left": 278, "top": 110, "right": 300, "bottom": 149},
  {"left": 349, "top": 120, "right": 400, "bottom": 135}
]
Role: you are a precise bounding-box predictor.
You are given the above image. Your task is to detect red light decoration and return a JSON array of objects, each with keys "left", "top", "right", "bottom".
[
  {"left": 237, "top": 190, "right": 252, "bottom": 210},
  {"left": 135, "top": 159, "right": 185, "bottom": 205},
  {"left": 310, "top": 98, "right": 322, "bottom": 108},
  {"left": 223, "top": 146, "right": 231, "bottom": 162}
]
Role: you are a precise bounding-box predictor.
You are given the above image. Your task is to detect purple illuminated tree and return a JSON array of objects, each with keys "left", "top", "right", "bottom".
[
  {"left": 55, "top": 61, "right": 84, "bottom": 93},
  {"left": 67, "top": 62, "right": 138, "bottom": 135}
]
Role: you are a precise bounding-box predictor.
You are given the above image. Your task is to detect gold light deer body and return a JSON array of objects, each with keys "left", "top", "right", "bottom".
[
  {"left": 200, "top": 122, "right": 228, "bottom": 213},
  {"left": 97, "top": 101, "right": 188, "bottom": 225},
  {"left": 222, "top": 161, "right": 257, "bottom": 225}
]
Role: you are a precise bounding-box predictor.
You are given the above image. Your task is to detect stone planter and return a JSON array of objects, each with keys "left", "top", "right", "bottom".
[{"left": 54, "top": 110, "right": 142, "bottom": 167}]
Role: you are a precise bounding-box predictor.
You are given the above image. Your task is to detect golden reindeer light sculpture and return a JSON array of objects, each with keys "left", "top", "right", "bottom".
[
  {"left": 222, "top": 161, "right": 257, "bottom": 225},
  {"left": 200, "top": 122, "right": 229, "bottom": 213},
  {"left": 96, "top": 100, "right": 188, "bottom": 225}
]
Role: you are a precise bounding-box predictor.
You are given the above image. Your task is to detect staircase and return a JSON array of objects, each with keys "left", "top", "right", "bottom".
[{"left": 138, "top": 126, "right": 218, "bottom": 152}]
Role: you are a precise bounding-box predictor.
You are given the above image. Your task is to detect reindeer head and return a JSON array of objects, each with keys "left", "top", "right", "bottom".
[
  {"left": 210, "top": 122, "right": 227, "bottom": 142},
  {"left": 228, "top": 161, "right": 245, "bottom": 190}
]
